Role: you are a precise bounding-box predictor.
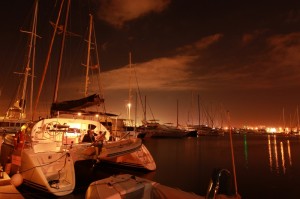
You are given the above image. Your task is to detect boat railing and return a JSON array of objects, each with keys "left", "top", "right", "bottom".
[{"left": 206, "top": 168, "right": 233, "bottom": 199}]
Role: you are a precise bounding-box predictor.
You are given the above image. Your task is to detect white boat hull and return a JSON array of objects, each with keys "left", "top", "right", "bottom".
[
  {"left": 85, "top": 174, "right": 203, "bottom": 199},
  {"left": 8, "top": 117, "right": 155, "bottom": 196},
  {"left": 101, "top": 144, "right": 156, "bottom": 171},
  {"left": 68, "top": 138, "right": 143, "bottom": 161},
  {"left": 86, "top": 174, "right": 241, "bottom": 199},
  {"left": 20, "top": 149, "right": 75, "bottom": 196}
]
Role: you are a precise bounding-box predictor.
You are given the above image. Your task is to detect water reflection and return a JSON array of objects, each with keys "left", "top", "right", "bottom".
[
  {"left": 243, "top": 134, "right": 248, "bottom": 168},
  {"left": 267, "top": 135, "right": 292, "bottom": 174},
  {"left": 287, "top": 140, "right": 292, "bottom": 166},
  {"left": 268, "top": 135, "right": 273, "bottom": 172},
  {"left": 280, "top": 141, "right": 286, "bottom": 174}
]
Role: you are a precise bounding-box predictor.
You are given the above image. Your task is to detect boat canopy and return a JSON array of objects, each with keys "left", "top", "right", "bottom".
[{"left": 50, "top": 94, "right": 117, "bottom": 117}]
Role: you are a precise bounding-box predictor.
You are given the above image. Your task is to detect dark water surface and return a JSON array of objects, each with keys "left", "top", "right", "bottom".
[
  {"left": 144, "top": 134, "right": 300, "bottom": 199},
  {"left": 17, "top": 134, "right": 300, "bottom": 198}
]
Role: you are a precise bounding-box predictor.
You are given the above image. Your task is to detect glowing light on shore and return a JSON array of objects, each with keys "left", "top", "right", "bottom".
[{"left": 266, "top": 127, "right": 277, "bottom": 133}]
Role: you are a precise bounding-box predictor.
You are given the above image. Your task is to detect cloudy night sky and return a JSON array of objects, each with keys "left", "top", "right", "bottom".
[{"left": 1, "top": 0, "right": 300, "bottom": 128}]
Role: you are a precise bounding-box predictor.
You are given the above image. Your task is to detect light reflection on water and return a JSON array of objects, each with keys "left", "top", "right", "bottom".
[
  {"left": 243, "top": 134, "right": 248, "bottom": 168},
  {"left": 287, "top": 140, "right": 292, "bottom": 166},
  {"left": 144, "top": 134, "right": 300, "bottom": 199},
  {"left": 267, "top": 134, "right": 293, "bottom": 174}
]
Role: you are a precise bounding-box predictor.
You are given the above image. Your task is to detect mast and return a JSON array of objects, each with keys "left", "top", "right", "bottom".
[
  {"left": 297, "top": 105, "right": 299, "bottom": 133},
  {"left": 53, "top": 0, "right": 70, "bottom": 102},
  {"left": 177, "top": 99, "right": 179, "bottom": 127},
  {"left": 128, "top": 52, "right": 132, "bottom": 121},
  {"left": 283, "top": 107, "right": 285, "bottom": 133},
  {"left": 93, "top": 20, "right": 103, "bottom": 99},
  {"left": 29, "top": 0, "right": 39, "bottom": 120},
  {"left": 33, "top": 0, "right": 66, "bottom": 119},
  {"left": 84, "top": 14, "right": 93, "bottom": 97},
  {"left": 227, "top": 111, "right": 238, "bottom": 196},
  {"left": 12, "top": 0, "right": 40, "bottom": 120},
  {"left": 144, "top": 95, "right": 147, "bottom": 123},
  {"left": 134, "top": 91, "right": 137, "bottom": 130},
  {"left": 198, "top": 94, "right": 200, "bottom": 127},
  {"left": 21, "top": 0, "right": 38, "bottom": 118}
]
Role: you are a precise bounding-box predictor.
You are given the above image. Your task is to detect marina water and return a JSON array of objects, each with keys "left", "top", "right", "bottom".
[{"left": 17, "top": 134, "right": 300, "bottom": 199}]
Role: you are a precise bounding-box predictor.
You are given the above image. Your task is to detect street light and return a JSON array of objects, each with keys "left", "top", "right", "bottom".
[{"left": 127, "top": 103, "right": 131, "bottom": 120}]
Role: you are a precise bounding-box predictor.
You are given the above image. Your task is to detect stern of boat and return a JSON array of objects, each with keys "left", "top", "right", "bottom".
[{"left": 20, "top": 149, "right": 75, "bottom": 196}]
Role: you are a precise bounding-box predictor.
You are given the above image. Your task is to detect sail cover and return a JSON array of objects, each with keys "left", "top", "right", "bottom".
[{"left": 51, "top": 94, "right": 106, "bottom": 116}]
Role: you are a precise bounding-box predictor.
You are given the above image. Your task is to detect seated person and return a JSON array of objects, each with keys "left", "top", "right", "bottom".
[
  {"left": 82, "top": 129, "right": 97, "bottom": 142},
  {"left": 82, "top": 130, "right": 107, "bottom": 161},
  {"left": 96, "top": 131, "right": 106, "bottom": 141},
  {"left": 95, "top": 131, "right": 107, "bottom": 150}
]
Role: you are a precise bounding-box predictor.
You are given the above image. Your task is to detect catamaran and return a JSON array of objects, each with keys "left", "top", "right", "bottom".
[{"left": 1, "top": 1, "right": 155, "bottom": 196}]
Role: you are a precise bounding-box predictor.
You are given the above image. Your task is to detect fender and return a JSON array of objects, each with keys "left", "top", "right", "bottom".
[
  {"left": 18, "top": 129, "right": 25, "bottom": 150},
  {"left": 14, "top": 126, "right": 26, "bottom": 150},
  {"left": 13, "top": 131, "right": 20, "bottom": 150}
]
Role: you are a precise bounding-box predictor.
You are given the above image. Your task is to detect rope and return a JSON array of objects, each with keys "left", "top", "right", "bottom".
[
  {"left": 20, "top": 152, "right": 69, "bottom": 173},
  {"left": 227, "top": 111, "right": 238, "bottom": 196}
]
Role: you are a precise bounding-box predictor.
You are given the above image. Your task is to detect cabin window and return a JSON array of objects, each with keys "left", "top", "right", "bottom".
[{"left": 0, "top": 122, "right": 9, "bottom": 127}]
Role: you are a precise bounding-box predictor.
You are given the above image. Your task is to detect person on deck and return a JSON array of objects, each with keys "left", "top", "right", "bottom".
[
  {"left": 82, "top": 130, "right": 106, "bottom": 163},
  {"left": 82, "top": 129, "right": 96, "bottom": 143},
  {"left": 95, "top": 131, "right": 106, "bottom": 153}
]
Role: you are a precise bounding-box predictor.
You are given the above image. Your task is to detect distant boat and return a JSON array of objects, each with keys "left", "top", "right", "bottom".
[
  {"left": 197, "top": 125, "right": 225, "bottom": 136},
  {"left": 137, "top": 120, "right": 189, "bottom": 138},
  {"left": 85, "top": 172, "right": 241, "bottom": 199},
  {"left": 181, "top": 125, "right": 198, "bottom": 137}
]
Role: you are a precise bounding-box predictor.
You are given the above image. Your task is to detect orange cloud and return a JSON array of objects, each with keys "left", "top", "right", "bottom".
[
  {"left": 177, "top": 33, "right": 223, "bottom": 54},
  {"left": 97, "top": 0, "right": 171, "bottom": 28}
]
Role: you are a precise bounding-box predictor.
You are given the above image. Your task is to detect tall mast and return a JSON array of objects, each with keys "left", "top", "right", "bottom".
[
  {"left": 33, "top": 0, "right": 66, "bottom": 119},
  {"left": 297, "top": 105, "right": 299, "bottom": 133},
  {"left": 144, "top": 95, "right": 147, "bottom": 122},
  {"left": 177, "top": 99, "right": 179, "bottom": 127},
  {"left": 15, "top": 0, "right": 40, "bottom": 119},
  {"left": 29, "top": 0, "right": 39, "bottom": 120},
  {"left": 128, "top": 52, "right": 132, "bottom": 121},
  {"left": 283, "top": 107, "right": 285, "bottom": 133},
  {"left": 53, "top": 0, "right": 70, "bottom": 102},
  {"left": 134, "top": 91, "right": 137, "bottom": 130},
  {"left": 227, "top": 111, "right": 238, "bottom": 196},
  {"left": 84, "top": 14, "right": 93, "bottom": 97},
  {"left": 198, "top": 94, "right": 200, "bottom": 126}
]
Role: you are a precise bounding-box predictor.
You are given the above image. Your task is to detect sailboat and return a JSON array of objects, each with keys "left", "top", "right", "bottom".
[
  {"left": 0, "top": 0, "right": 39, "bottom": 135},
  {"left": 3, "top": 0, "right": 157, "bottom": 193},
  {"left": 3, "top": 0, "right": 76, "bottom": 196},
  {"left": 137, "top": 97, "right": 189, "bottom": 138},
  {"left": 6, "top": 1, "right": 154, "bottom": 196},
  {"left": 0, "top": 0, "right": 75, "bottom": 196}
]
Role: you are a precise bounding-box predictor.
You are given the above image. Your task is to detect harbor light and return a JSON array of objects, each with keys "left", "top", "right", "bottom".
[
  {"left": 266, "top": 127, "right": 277, "bottom": 133},
  {"left": 127, "top": 103, "right": 131, "bottom": 120}
]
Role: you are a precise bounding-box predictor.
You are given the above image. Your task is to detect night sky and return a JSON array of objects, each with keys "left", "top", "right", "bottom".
[{"left": 1, "top": 0, "right": 300, "bottom": 128}]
